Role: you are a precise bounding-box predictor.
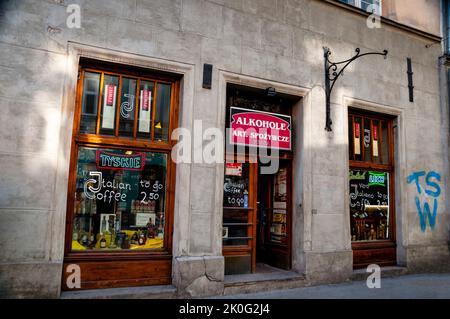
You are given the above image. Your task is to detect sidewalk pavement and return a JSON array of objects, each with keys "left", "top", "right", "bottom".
[{"left": 215, "top": 273, "right": 450, "bottom": 299}]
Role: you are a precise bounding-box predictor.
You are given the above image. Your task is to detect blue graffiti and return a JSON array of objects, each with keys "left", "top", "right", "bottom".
[{"left": 407, "top": 171, "right": 441, "bottom": 232}]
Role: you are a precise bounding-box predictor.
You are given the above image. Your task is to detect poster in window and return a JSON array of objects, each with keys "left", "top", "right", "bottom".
[
  {"left": 373, "top": 124, "right": 379, "bottom": 157},
  {"left": 354, "top": 121, "right": 361, "bottom": 155},
  {"left": 136, "top": 212, "right": 156, "bottom": 227},
  {"left": 222, "top": 227, "right": 228, "bottom": 238},
  {"left": 101, "top": 84, "right": 117, "bottom": 129},
  {"left": 139, "top": 89, "right": 152, "bottom": 133},
  {"left": 274, "top": 168, "right": 287, "bottom": 202},
  {"left": 225, "top": 163, "right": 242, "bottom": 176}
]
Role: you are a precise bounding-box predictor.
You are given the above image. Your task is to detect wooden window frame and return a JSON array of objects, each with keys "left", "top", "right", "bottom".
[
  {"left": 348, "top": 109, "right": 396, "bottom": 267},
  {"left": 64, "top": 60, "right": 180, "bottom": 262}
]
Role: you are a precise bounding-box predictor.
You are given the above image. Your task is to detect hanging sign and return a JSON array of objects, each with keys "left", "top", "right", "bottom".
[
  {"left": 225, "top": 163, "right": 242, "bottom": 176},
  {"left": 229, "top": 107, "right": 291, "bottom": 150},
  {"left": 138, "top": 89, "right": 152, "bottom": 133},
  {"left": 96, "top": 151, "right": 145, "bottom": 171}
]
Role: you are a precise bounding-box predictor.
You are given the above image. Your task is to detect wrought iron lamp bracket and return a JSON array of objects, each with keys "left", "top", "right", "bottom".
[{"left": 323, "top": 47, "right": 388, "bottom": 131}]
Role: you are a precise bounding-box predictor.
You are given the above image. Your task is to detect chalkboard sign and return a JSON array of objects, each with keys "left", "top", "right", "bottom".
[
  {"left": 349, "top": 169, "right": 389, "bottom": 213},
  {"left": 223, "top": 163, "right": 249, "bottom": 208}
]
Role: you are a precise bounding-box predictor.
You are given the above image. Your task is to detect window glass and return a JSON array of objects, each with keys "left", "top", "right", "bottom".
[
  {"left": 154, "top": 83, "right": 172, "bottom": 141},
  {"left": 223, "top": 163, "right": 250, "bottom": 246},
  {"left": 137, "top": 80, "right": 154, "bottom": 139},
  {"left": 118, "top": 78, "right": 137, "bottom": 137},
  {"left": 363, "top": 118, "right": 371, "bottom": 162},
  {"left": 349, "top": 115, "right": 390, "bottom": 164},
  {"left": 72, "top": 146, "right": 167, "bottom": 251},
  {"left": 100, "top": 75, "right": 119, "bottom": 135},
  {"left": 348, "top": 116, "right": 354, "bottom": 160},
  {"left": 80, "top": 72, "right": 100, "bottom": 134},
  {"left": 381, "top": 121, "right": 389, "bottom": 164},
  {"left": 353, "top": 117, "right": 363, "bottom": 161},
  {"left": 270, "top": 166, "right": 288, "bottom": 245},
  {"left": 349, "top": 169, "right": 389, "bottom": 242}
]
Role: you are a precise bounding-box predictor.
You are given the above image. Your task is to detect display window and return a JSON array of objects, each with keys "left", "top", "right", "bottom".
[
  {"left": 63, "top": 59, "right": 179, "bottom": 290},
  {"left": 71, "top": 147, "right": 167, "bottom": 251},
  {"left": 348, "top": 110, "right": 396, "bottom": 268}
]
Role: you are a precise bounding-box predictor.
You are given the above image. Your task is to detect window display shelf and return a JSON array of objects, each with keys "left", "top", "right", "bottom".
[{"left": 223, "top": 237, "right": 253, "bottom": 241}]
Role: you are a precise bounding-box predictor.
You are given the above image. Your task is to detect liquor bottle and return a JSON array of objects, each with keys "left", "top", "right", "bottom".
[
  {"left": 72, "top": 230, "right": 79, "bottom": 242},
  {"left": 89, "top": 232, "right": 96, "bottom": 248},
  {"left": 131, "top": 232, "right": 138, "bottom": 245},
  {"left": 91, "top": 200, "right": 97, "bottom": 215},
  {"left": 123, "top": 235, "right": 130, "bottom": 249},
  {"left": 131, "top": 200, "right": 136, "bottom": 214},
  {"left": 115, "top": 210, "right": 121, "bottom": 233},
  {"left": 101, "top": 215, "right": 107, "bottom": 234},
  {"left": 81, "top": 233, "right": 89, "bottom": 246},
  {"left": 100, "top": 234, "right": 107, "bottom": 248},
  {"left": 243, "top": 190, "right": 249, "bottom": 208},
  {"left": 138, "top": 232, "right": 146, "bottom": 245}
]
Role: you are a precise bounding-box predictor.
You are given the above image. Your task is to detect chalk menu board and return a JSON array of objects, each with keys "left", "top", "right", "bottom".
[
  {"left": 349, "top": 169, "right": 389, "bottom": 213},
  {"left": 223, "top": 163, "right": 249, "bottom": 208}
]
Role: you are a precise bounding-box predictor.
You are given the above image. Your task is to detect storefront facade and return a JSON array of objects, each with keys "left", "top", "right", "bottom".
[{"left": 0, "top": 0, "right": 449, "bottom": 298}]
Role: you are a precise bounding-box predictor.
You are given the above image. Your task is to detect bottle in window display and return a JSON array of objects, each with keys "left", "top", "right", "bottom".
[
  {"left": 122, "top": 235, "right": 130, "bottom": 249},
  {"left": 81, "top": 233, "right": 89, "bottom": 246},
  {"left": 138, "top": 231, "right": 146, "bottom": 245},
  {"left": 115, "top": 210, "right": 121, "bottom": 233},
  {"left": 131, "top": 232, "right": 139, "bottom": 245},
  {"left": 100, "top": 234, "right": 107, "bottom": 248},
  {"left": 101, "top": 215, "right": 107, "bottom": 234},
  {"left": 91, "top": 200, "right": 97, "bottom": 215},
  {"left": 369, "top": 224, "right": 376, "bottom": 240},
  {"left": 243, "top": 190, "right": 249, "bottom": 208},
  {"left": 147, "top": 218, "right": 155, "bottom": 238}
]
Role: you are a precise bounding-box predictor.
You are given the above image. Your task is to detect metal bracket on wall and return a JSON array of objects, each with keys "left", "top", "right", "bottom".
[{"left": 323, "top": 47, "right": 388, "bottom": 131}]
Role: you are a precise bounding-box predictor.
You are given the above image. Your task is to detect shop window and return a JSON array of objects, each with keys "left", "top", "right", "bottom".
[
  {"left": 445, "top": 0, "right": 450, "bottom": 54},
  {"left": 72, "top": 147, "right": 166, "bottom": 251},
  {"left": 77, "top": 67, "right": 172, "bottom": 141},
  {"left": 348, "top": 112, "right": 394, "bottom": 243},
  {"left": 223, "top": 162, "right": 251, "bottom": 247},
  {"left": 66, "top": 60, "right": 178, "bottom": 254}
]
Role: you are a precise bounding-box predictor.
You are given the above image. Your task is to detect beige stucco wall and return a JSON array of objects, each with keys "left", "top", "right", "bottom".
[{"left": 383, "top": 0, "right": 441, "bottom": 36}]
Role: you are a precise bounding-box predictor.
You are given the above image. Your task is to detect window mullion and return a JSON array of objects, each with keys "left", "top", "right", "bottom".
[
  {"left": 115, "top": 75, "right": 123, "bottom": 137},
  {"left": 96, "top": 73, "right": 105, "bottom": 135}
]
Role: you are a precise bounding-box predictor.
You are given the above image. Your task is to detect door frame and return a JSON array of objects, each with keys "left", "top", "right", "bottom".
[{"left": 348, "top": 108, "right": 397, "bottom": 268}]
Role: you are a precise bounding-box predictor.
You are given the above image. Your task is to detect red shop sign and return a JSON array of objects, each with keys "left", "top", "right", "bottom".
[{"left": 229, "top": 107, "right": 291, "bottom": 151}]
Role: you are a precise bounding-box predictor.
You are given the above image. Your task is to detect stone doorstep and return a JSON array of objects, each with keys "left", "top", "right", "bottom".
[
  {"left": 222, "top": 266, "right": 409, "bottom": 297},
  {"left": 60, "top": 284, "right": 177, "bottom": 299},
  {"left": 351, "top": 266, "right": 409, "bottom": 282},
  {"left": 59, "top": 266, "right": 409, "bottom": 298}
]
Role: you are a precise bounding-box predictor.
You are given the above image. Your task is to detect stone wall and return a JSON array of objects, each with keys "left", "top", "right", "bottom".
[{"left": 0, "top": 0, "right": 447, "bottom": 298}]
